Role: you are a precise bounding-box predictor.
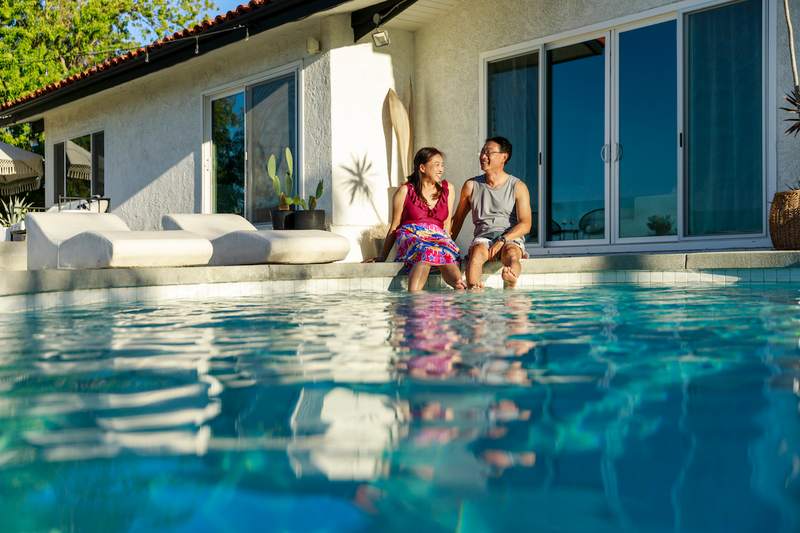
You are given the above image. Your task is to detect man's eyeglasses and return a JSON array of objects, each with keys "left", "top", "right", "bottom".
[{"left": 480, "top": 150, "right": 505, "bottom": 157}]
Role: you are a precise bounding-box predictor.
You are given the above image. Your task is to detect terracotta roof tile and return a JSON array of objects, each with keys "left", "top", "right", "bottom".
[{"left": 1, "top": 1, "right": 270, "bottom": 112}]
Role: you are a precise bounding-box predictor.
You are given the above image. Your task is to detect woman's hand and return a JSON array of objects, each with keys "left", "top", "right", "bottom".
[{"left": 363, "top": 256, "right": 385, "bottom": 263}]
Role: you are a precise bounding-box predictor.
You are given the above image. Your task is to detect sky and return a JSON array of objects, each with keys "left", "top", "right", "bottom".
[{"left": 212, "top": 0, "right": 247, "bottom": 17}]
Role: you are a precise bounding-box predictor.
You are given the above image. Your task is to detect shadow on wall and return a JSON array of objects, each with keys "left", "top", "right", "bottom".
[{"left": 339, "top": 153, "right": 390, "bottom": 260}]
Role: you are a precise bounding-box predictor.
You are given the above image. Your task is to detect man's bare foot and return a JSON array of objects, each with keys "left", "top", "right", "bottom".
[
  {"left": 467, "top": 281, "right": 484, "bottom": 290},
  {"left": 501, "top": 266, "right": 519, "bottom": 288}
]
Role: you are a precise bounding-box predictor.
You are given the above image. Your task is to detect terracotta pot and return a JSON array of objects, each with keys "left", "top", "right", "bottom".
[{"left": 769, "top": 190, "right": 800, "bottom": 249}]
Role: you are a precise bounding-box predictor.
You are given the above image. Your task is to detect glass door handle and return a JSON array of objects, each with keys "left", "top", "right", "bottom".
[
  {"left": 614, "top": 143, "right": 623, "bottom": 161},
  {"left": 600, "top": 144, "right": 609, "bottom": 162}
]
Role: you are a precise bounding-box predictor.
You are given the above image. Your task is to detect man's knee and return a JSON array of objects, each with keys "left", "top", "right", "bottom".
[
  {"left": 501, "top": 245, "right": 522, "bottom": 263},
  {"left": 469, "top": 245, "right": 489, "bottom": 262}
]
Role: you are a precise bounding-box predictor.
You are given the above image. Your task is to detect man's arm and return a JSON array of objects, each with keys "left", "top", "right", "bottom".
[
  {"left": 502, "top": 181, "right": 532, "bottom": 241},
  {"left": 450, "top": 179, "right": 474, "bottom": 240}
]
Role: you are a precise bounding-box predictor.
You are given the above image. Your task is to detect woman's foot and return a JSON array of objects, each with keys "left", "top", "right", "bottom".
[{"left": 449, "top": 278, "right": 467, "bottom": 290}]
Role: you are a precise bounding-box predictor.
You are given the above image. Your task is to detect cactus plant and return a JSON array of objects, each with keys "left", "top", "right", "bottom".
[
  {"left": 308, "top": 179, "right": 324, "bottom": 210},
  {"left": 267, "top": 146, "right": 295, "bottom": 210}
]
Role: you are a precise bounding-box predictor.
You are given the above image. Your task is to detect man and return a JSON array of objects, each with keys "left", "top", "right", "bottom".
[{"left": 451, "top": 137, "right": 532, "bottom": 288}]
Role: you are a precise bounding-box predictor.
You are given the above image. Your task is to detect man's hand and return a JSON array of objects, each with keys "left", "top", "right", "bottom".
[{"left": 488, "top": 239, "right": 504, "bottom": 260}]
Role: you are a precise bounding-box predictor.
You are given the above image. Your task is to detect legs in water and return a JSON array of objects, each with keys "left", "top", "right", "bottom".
[
  {"left": 440, "top": 264, "right": 466, "bottom": 290},
  {"left": 408, "top": 263, "right": 432, "bottom": 292},
  {"left": 500, "top": 244, "right": 523, "bottom": 288},
  {"left": 409, "top": 263, "right": 465, "bottom": 291},
  {"left": 466, "top": 244, "right": 489, "bottom": 289}
]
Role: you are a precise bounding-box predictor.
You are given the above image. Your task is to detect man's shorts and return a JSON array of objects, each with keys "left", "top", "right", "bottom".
[{"left": 470, "top": 232, "right": 528, "bottom": 257}]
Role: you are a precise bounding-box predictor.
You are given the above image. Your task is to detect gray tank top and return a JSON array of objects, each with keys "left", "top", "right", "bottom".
[{"left": 470, "top": 174, "right": 520, "bottom": 239}]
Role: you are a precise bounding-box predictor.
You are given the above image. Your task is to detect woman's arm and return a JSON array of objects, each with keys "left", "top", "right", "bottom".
[{"left": 377, "top": 185, "right": 408, "bottom": 261}]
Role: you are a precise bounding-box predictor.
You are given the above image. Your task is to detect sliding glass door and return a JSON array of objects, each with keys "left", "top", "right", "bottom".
[
  {"left": 546, "top": 37, "right": 607, "bottom": 242},
  {"left": 210, "top": 71, "right": 298, "bottom": 224},
  {"left": 616, "top": 20, "right": 678, "bottom": 240},
  {"left": 487, "top": 52, "right": 539, "bottom": 242},
  {"left": 685, "top": 0, "right": 762, "bottom": 236},
  {"left": 485, "top": 0, "right": 764, "bottom": 250}
]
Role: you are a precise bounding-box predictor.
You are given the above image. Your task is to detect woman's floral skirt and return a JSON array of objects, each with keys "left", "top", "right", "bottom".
[{"left": 395, "top": 223, "right": 460, "bottom": 266}]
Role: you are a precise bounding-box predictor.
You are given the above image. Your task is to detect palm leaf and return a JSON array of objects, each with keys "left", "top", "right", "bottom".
[{"left": 314, "top": 179, "right": 324, "bottom": 199}]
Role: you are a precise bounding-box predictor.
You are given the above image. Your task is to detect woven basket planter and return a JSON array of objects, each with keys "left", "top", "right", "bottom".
[{"left": 769, "top": 190, "right": 800, "bottom": 249}]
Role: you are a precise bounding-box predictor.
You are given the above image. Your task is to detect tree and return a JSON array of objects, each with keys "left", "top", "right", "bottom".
[{"left": 0, "top": 0, "right": 217, "bottom": 150}]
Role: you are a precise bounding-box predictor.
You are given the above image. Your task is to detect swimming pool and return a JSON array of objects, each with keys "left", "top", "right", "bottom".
[{"left": 0, "top": 285, "right": 798, "bottom": 532}]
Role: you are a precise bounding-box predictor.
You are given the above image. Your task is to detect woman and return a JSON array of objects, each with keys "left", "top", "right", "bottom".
[{"left": 375, "top": 147, "right": 465, "bottom": 291}]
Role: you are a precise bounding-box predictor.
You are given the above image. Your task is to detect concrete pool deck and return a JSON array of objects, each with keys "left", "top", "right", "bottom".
[{"left": 2, "top": 243, "right": 800, "bottom": 311}]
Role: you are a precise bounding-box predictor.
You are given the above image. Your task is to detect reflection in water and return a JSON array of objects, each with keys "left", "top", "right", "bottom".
[{"left": 0, "top": 287, "right": 798, "bottom": 532}]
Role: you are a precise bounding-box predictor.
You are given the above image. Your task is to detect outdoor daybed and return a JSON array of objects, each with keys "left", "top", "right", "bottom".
[
  {"left": 161, "top": 214, "right": 350, "bottom": 265},
  {"left": 26, "top": 213, "right": 213, "bottom": 270}
]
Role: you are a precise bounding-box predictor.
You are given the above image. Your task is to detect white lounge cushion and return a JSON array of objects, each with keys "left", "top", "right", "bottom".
[
  {"left": 57, "top": 231, "right": 213, "bottom": 269},
  {"left": 26, "top": 212, "right": 213, "bottom": 270},
  {"left": 27, "top": 213, "right": 131, "bottom": 270},
  {"left": 162, "top": 213, "right": 350, "bottom": 265}
]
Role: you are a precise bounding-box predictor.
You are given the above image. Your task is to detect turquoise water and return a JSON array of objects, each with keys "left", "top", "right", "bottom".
[{"left": 0, "top": 286, "right": 798, "bottom": 532}]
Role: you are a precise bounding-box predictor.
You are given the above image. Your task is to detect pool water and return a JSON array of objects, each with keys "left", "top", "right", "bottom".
[{"left": 0, "top": 285, "right": 798, "bottom": 532}]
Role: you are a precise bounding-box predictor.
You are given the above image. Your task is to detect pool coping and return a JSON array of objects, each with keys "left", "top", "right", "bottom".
[{"left": 1, "top": 249, "right": 799, "bottom": 299}]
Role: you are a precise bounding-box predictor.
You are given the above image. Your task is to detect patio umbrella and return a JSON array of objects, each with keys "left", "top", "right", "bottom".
[{"left": 0, "top": 141, "right": 43, "bottom": 196}]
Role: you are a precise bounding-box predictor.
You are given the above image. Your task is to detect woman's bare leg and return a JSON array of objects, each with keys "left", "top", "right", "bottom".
[
  {"left": 440, "top": 264, "right": 466, "bottom": 290},
  {"left": 408, "top": 263, "right": 432, "bottom": 292},
  {"left": 466, "top": 245, "right": 489, "bottom": 288}
]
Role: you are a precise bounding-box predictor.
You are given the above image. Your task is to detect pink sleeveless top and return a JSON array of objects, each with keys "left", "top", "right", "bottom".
[{"left": 400, "top": 181, "right": 450, "bottom": 229}]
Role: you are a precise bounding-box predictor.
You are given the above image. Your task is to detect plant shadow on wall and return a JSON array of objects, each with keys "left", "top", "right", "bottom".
[{"left": 341, "top": 154, "right": 386, "bottom": 257}]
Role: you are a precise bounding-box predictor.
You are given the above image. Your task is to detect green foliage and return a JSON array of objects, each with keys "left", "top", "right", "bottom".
[
  {"left": 0, "top": 0, "right": 216, "bottom": 147},
  {"left": 0, "top": 195, "right": 33, "bottom": 227},
  {"left": 267, "top": 147, "right": 295, "bottom": 210},
  {"left": 308, "top": 179, "right": 324, "bottom": 210}
]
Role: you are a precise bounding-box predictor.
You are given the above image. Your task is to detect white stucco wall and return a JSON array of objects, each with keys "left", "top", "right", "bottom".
[
  {"left": 43, "top": 16, "right": 332, "bottom": 231},
  {"left": 36, "top": 0, "right": 799, "bottom": 260},
  {"left": 326, "top": 16, "right": 415, "bottom": 261},
  {"left": 413, "top": 0, "right": 799, "bottom": 251},
  {"left": 40, "top": 8, "right": 415, "bottom": 262}
]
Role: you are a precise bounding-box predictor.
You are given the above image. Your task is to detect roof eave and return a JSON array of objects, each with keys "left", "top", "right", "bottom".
[{"left": 0, "top": 0, "right": 352, "bottom": 127}]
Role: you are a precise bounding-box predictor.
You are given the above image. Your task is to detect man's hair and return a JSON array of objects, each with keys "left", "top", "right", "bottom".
[{"left": 486, "top": 136, "right": 512, "bottom": 163}]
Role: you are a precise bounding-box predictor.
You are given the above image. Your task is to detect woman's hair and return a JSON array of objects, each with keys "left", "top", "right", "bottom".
[{"left": 407, "top": 147, "right": 444, "bottom": 200}]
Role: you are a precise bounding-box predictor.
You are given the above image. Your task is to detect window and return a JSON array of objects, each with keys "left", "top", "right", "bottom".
[
  {"left": 487, "top": 52, "right": 539, "bottom": 242},
  {"left": 53, "top": 131, "right": 105, "bottom": 202},
  {"left": 685, "top": 0, "right": 762, "bottom": 235},
  {"left": 209, "top": 71, "right": 298, "bottom": 223},
  {"left": 484, "top": 0, "right": 764, "bottom": 249}
]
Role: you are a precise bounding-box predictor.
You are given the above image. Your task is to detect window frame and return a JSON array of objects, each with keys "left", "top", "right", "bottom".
[
  {"left": 51, "top": 129, "right": 105, "bottom": 204},
  {"left": 202, "top": 61, "right": 304, "bottom": 225},
  {"left": 479, "top": 0, "right": 774, "bottom": 256}
]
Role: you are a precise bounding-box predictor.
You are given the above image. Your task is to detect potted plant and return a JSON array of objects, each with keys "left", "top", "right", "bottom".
[
  {"left": 0, "top": 195, "right": 33, "bottom": 241},
  {"left": 769, "top": 0, "right": 800, "bottom": 249},
  {"left": 292, "top": 179, "right": 326, "bottom": 230},
  {"left": 268, "top": 147, "right": 296, "bottom": 230}
]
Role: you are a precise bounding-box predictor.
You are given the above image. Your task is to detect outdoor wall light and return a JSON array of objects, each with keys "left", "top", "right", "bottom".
[
  {"left": 306, "top": 37, "right": 320, "bottom": 55},
  {"left": 371, "top": 13, "right": 390, "bottom": 48}
]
